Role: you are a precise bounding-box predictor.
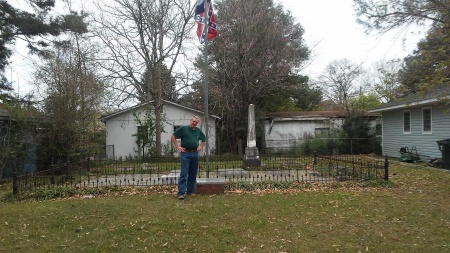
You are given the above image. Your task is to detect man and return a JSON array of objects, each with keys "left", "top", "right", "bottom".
[{"left": 171, "top": 115, "right": 206, "bottom": 199}]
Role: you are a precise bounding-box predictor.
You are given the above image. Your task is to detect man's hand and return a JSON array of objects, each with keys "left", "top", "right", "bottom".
[{"left": 197, "top": 141, "right": 206, "bottom": 151}]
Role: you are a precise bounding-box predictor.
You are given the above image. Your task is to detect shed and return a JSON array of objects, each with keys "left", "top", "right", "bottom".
[
  {"left": 99, "top": 100, "right": 220, "bottom": 159},
  {"left": 264, "top": 110, "right": 379, "bottom": 149}
]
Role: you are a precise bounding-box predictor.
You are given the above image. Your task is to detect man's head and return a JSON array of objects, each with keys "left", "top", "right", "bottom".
[{"left": 189, "top": 115, "right": 200, "bottom": 129}]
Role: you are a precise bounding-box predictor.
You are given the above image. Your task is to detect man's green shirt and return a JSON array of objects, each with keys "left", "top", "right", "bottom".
[{"left": 173, "top": 126, "right": 206, "bottom": 150}]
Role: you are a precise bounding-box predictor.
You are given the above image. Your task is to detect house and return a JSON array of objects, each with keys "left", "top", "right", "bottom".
[
  {"left": 0, "top": 105, "right": 9, "bottom": 121},
  {"left": 264, "top": 110, "right": 379, "bottom": 150},
  {"left": 99, "top": 100, "right": 220, "bottom": 159},
  {"left": 0, "top": 103, "right": 37, "bottom": 176},
  {"left": 368, "top": 85, "right": 450, "bottom": 160}
]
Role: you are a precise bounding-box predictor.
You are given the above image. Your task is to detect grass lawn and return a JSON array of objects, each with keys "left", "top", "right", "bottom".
[{"left": 0, "top": 159, "right": 449, "bottom": 253}]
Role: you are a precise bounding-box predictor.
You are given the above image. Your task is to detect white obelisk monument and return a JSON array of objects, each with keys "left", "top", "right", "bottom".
[{"left": 245, "top": 104, "right": 260, "bottom": 167}]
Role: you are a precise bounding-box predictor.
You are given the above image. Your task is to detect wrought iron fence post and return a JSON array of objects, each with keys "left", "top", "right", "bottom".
[
  {"left": 384, "top": 155, "right": 389, "bottom": 181},
  {"left": 12, "top": 171, "right": 18, "bottom": 195},
  {"left": 351, "top": 139, "right": 353, "bottom": 155},
  {"left": 373, "top": 138, "right": 376, "bottom": 154},
  {"left": 51, "top": 158, "right": 55, "bottom": 185},
  {"left": 87, "top": 156, "right": 91, "bottom": 185},
  {"left": 65, "top": 155, "right": 70, "bottom": 184}
]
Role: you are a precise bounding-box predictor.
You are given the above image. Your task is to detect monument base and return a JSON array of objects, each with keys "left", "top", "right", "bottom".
[
  {"left": 244, "top": 158, "right": 260, "bottom": 167},
  {"left": 245, "top": 146, "right": 259, "bottom": 157},
  {"left": 245, "top": 147, "right": 260, "bottom": 167}
]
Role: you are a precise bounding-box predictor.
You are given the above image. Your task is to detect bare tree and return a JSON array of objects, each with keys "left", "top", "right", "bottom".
[
  {"left": 353, "top": 0, "right": 450, "bottom": 93},
  {"left": 35, "top": 33, "right": 105, "bottom": 158},
  {"left": 370, "top": 59, "right": 402, "bottom": 102},
  {"left": 353, "top": 0, "right": 447, "bottom": 34},
  {"left": 91, "top": 0, "right": 195, "bottom": 156},
  {"left": 319, "top": 59, "right": 364, "bottom": 114}
]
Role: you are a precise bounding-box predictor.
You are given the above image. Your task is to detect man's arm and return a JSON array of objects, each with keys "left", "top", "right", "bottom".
[
  {"left": 171, "top": 135, "right": 184, "bottom": 152},
  {"left": 197, "top": 140, "right": 206, "bottom": 151}
]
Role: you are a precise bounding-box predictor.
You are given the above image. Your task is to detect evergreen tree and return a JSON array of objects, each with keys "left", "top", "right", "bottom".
[
  {"left": 192, "top": 0, "right": 311, "bottom": 153},
  {"left": 0, "top": 0, "right": 87, "bottom": 98}
]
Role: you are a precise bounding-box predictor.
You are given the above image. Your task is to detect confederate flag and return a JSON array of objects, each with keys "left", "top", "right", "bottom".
[{"left": 194, "top": 0, "right": 218, "bottom": 44}]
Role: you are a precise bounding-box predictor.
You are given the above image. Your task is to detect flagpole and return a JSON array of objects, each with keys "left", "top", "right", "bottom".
[{"left": 203, "top": 0, "right": 210, "bottom": 178}]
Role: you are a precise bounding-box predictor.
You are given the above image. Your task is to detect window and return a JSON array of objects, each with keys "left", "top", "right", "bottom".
[
  {"left": 423, "top": 108, "right": 432, "bottom": 133},
  {"left": 403, "top": 111, "right": 411, "bottom": 133},
  {"left": 315, "top": 128, "right": 330, "bottom": 138},
  {"left": 173, "top": 125, "right": 182, "bottom": 132}
]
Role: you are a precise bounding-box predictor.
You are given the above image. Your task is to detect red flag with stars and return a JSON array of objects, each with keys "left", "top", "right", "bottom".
[{"left": 194, "top": 0, "right": 218, "bottom": 44}]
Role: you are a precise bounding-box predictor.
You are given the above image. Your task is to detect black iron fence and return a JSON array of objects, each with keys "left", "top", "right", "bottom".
[
  {"left": 11, "top": 153, "right": 388, "bottom": 195},
  {"left": 263, "top": 137, "right": 382, "bottom": 156}
]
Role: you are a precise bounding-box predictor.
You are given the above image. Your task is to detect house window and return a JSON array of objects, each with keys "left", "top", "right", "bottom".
[
  {"left": 315, "top": 128, "right": 330, "bottom": 138},
  {"left": 423, "top": 108, "right": 432, "bottom": 133},
  {"left": 173, "top": 125, "right": 182, "bottom": 132},
  {"left": 403, "top": 111, "right": 411, "bottom": 133}
]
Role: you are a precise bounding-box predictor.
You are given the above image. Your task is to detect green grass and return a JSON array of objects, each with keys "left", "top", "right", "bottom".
[{"left": 0, "top": 160, "right": 449, "bottom": 252}]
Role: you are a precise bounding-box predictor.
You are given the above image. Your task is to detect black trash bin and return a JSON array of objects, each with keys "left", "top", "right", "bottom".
[{"left": 437, "top": 139, "right": 450, "bottom": 169}]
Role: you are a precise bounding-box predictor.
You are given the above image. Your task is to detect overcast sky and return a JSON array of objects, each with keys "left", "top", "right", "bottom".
[
  {"left": 276, "top": 0, "right": 427, "bottom": 78},
  {"left": 9, "top": 0, "right": 428, "bottom": 95}
]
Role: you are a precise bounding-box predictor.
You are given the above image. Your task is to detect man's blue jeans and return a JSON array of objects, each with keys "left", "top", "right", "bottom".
[{"left": 177, "top": 151, "right": 199, "bottom": 196}]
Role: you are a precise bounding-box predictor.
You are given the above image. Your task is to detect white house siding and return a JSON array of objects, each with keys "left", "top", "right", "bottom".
[
  {"left": 105, "top": 111, "right": 138, "bottom": 159},
  {"left": 264, "top": 118, "right": 344, "bottom": 148},
  {"left": 382, "top": 105, "right": 450, "bottom": 159},
  {"left": 163, "top": 104, "right": 217, "bottom": 157},
  {"left": 104, "top": 102, "right": 217, "bottom": 159}
]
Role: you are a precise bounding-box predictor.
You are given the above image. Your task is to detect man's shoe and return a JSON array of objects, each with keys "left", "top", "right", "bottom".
[
  {"left": 178, "top": 195, "right": 185, "bottom": 200},
  {"left": 188, "top": 193, "right": 197, "bottom": 196}
]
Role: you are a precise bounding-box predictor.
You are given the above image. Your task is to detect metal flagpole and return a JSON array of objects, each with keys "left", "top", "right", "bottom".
[{"left": 203, "top": 0, "right": 210, "bottom": 178}]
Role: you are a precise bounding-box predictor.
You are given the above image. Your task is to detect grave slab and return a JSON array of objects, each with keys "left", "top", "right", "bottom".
[
  {"left": 196, "top": 178, "right": 225, "bottom": 194},
  {"left": 218, "top": 168, "right": 249, "bottom": 177}
]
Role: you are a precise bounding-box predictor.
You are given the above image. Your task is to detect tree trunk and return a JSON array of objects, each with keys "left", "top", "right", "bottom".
[
  {"left": 155, "top": 61, "right": 162, "bottom": 157},
  {"left": 155, "top": 19, "right": 164, "bottom": 157}
]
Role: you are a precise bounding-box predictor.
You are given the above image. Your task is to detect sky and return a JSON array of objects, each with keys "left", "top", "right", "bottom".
[
  {"left": 276, "top": 0, "right": 427, "bottom": 78},
  {"left": 8, "top": 0, "right": 428, "bottom": 95}
]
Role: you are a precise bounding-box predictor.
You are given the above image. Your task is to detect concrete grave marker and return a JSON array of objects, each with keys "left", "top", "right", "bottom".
[{"left": 245, "top": 104, "right": 260, "bottom": 167}]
